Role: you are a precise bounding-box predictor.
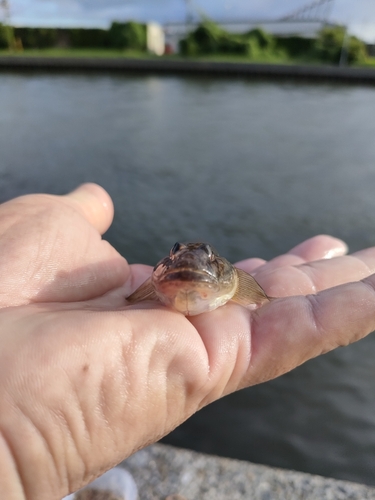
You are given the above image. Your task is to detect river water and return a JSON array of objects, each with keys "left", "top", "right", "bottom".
[{"left": 1, "top": 72, "right": 375, "bottom": 486}]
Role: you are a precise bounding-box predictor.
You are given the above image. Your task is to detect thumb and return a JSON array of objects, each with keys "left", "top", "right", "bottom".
[{"left": 63, "top": 183, "right": 114, "bottom": 235}]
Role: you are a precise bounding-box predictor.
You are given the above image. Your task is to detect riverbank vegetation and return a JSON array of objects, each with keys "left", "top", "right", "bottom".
[
  {"left": 179, "top": 21, "right": 368, "bottom": 65},
  {"left": 0, "top": 22, "right": 148, "bottom": 52},
  {"left": 0, "top": 20, "right": 372, "bottom": 67}
]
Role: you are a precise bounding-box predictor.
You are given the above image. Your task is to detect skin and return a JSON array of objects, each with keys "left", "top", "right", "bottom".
[{"left": 1, "top": 183, "right": 375, "bottom": 499}]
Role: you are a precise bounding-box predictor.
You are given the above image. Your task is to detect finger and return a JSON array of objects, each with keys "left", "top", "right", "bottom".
[
  {"left": 245, "top": 274, "right": 375, "bottom": 388},
  {"left": 0, "top": 185, "right": 125, "bottom": 306},
  {"left": 63, "top": 183, "right": 114, "bottom": 235},
  {"left": 258, "top": 248, "right": 375, "bottom": 298},
  {"left": 235, "top": 258, "right": 266, "bottom": 273},
  {"left": 289, "top": 235, "right": 348, "bottom": 260},
  {"left": 126, "top": 264, "right": 153, "bottom": 294},
  {"left": 253, "top": 235, "right": 348, "bottom": 275}
]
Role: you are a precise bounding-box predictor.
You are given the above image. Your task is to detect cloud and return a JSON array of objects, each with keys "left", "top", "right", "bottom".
[
  {"left": 5, "top": 0, "right": 375, "bottom": 41},
  {"left": 9, "top": 0, "right": 184, "bottom": 26}
]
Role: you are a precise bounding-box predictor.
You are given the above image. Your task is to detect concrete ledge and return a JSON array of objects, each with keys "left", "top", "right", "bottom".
[
  {"left": 1, "top": 56, "right": 375, "bottom": 84},
  {"left": 122, "top": 443, "right": 375, "bottom": 499}
]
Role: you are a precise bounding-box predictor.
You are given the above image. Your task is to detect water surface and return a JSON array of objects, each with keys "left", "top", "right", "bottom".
[{"left": 1, "top": 72, "right": 375, "bottom": 485}]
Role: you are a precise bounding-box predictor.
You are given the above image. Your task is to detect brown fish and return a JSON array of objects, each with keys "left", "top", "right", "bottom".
[{"left": 126, "top": 242, "right": 270, "bottom": 316}]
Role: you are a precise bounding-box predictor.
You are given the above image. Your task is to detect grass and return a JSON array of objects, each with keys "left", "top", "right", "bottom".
[
  {"left": 359, "top": 57, "right": 375, "bottom": 67},
  {"left": 0, "top": 48, "right": 306, "bottom": 65},
  {"left": 0, "top": 48, "right": 285, "bottom": 63},
  {"left": 0, "top": 48, "right": 157, "bottom": 58},
  {"left": 184, "top": 52, "right": 297, "bottom": 64}
]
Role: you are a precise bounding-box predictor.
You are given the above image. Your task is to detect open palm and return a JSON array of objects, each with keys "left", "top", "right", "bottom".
[{"left": 1, "top": 184, "right": 374, "bottom": 500}]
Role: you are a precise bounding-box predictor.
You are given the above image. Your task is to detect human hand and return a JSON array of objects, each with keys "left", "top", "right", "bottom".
[{"left": 1, "top": 184, "right": 375, "bottom": 500}]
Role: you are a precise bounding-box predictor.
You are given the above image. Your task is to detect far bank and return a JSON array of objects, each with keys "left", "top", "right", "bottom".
[{"left": 1, "top": 55, "right": 375, "bottom": 85}]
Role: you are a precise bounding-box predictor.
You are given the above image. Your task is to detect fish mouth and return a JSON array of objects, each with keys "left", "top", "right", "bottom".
[{"left": 157, "top": 268, "right": 218, "bottom": 284}]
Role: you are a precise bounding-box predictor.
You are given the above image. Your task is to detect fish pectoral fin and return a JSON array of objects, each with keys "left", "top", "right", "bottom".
[
  {"left": 126, "top": 278, "right": 158, "bottom": 304},
  {"left": 232, "top": 267, "right": 270, "bottom": 306}
]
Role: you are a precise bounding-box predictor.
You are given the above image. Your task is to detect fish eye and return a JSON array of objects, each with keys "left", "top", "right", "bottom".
[
  {"left": 170, "top": 242, "right": 181, "bottom": 257},
  {"left": 201, "top": 243, "right": 214, "bottom": 260}
]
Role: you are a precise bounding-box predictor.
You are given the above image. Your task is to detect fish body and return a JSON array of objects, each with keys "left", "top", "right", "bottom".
[{"left": 126, "top": 242, "right": 270, "bottom": 316}]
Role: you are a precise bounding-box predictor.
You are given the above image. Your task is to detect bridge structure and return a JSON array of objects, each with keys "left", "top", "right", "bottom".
[{"left": 280, "top": 0, "right": 335, "bottom": 23}]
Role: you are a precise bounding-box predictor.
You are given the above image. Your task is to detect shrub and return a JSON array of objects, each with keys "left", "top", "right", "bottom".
[
  {"left": 179, "top": 37, "right": 199, "bottom": 56},
  {"left": 275, "top": 36, "right": 315, "bottom": 58},
  {"left": 218, "top": 34, "right": 253, "bottom": 56}
]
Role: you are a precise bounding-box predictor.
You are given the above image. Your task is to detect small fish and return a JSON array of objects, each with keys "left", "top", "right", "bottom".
[{"left": 126, "top": 242, "right": 270, "bottom": 316}]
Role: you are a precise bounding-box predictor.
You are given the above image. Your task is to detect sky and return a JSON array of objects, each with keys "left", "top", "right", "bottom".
[{"left": 3, "top": 0, "right": 375, "bottom": 42}]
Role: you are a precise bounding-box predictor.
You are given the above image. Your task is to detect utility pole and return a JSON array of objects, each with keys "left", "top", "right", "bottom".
[
  {"left": 184, "top": 0, "right": 194, "bottom": 34},
  {"left": 0, "top": 0, "right": 10, "bottom": 25},
  {"left": 339, "top": 28, "right": 349, "bottom": 66},
  {"left": 0, "top": 0, "right": 16, "bottom": 50}
]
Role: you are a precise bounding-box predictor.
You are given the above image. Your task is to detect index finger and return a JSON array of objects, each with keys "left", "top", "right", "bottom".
[
  {"left": 237, "top": 235, "right": 348, "bottom": 275},
  {"left": 245, "top": 274, "right": 375, "bottom": 388}
]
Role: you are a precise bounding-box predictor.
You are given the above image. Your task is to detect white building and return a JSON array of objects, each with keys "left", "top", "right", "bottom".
[{"left": 147, "top": 22, "right": 165, "bottom": 56}]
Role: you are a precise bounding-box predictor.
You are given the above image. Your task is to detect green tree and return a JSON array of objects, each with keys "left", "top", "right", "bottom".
[
  {"left": 14, "top": 27, "right": 57, "bottom": 49},
  {"left": 245, "top": 28, "right": 273, "bottom": 50},
  {"left": 0, "top": 23, "right": 8, "bottom": 49},
  {"left": 0, "top": 23, "right": 15, "bottom": 49},
  {"left": 179, "top": 20, "right": 260, "bottom": 57},
  {"left": 108, "top": 21, "right": 146, "bottom": 50},
  {"left": 316, "top": 26, "right": 345, "bottom": 63},
  {"left": 315, "top": 26, "right": 367, "bottom": 64},
  {"left": 346, "top": 35, "right": 367, "bottom": 64},
  {"left": 68, "top": 28, "right": 110, "bottom": 48}
]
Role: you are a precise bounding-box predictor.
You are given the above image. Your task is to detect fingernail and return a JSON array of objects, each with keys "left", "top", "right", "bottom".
[{"left": 323, "top": 244, "right": 348, "bottom": 259}]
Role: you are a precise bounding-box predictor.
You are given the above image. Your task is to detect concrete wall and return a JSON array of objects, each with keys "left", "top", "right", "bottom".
[{"left": 122, "top": 443, "right": 375, "bottom": 499}]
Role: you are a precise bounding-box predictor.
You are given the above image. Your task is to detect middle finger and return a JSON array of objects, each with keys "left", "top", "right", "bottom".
[{"left": 257, "top": 248, "right": 375, "bottom": 297}]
